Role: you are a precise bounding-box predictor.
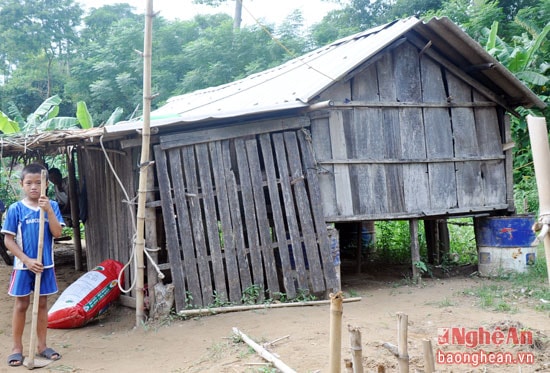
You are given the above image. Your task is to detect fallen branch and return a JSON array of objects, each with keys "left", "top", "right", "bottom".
[
  {"left": 178, "top": 297, "right": 362, "bottom": 317},
  {"left": 233, "top": 327, "right": 296, "bottom": 373}
]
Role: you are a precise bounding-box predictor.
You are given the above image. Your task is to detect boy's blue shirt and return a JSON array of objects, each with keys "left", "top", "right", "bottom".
[{"left": 1, "top": 200, "right": 65, "bottom": 270}]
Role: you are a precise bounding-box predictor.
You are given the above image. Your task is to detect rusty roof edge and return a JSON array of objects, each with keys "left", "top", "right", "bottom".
[{"left": 423, "top": 17, "right": 546, "bottom": 110}]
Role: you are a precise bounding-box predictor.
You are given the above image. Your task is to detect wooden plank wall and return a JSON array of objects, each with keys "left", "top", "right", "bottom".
[
  {"left": 313, "top": 41, "right": 507, "bottom": 221},
  {"left": 155, "top": 126, "right": 339, "bottom": 311},
  {"left": 79, "top": 145, "right": 135, "bottom": 288}
]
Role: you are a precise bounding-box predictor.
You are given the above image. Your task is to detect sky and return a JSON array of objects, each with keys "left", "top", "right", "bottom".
[{"left": 80, "top": 0, "right": 342, "bottom": 27}]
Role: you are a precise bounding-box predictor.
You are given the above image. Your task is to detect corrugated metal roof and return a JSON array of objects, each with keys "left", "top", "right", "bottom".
[{"left": 106, "top": 16, "right": 545, "bottom": 135}]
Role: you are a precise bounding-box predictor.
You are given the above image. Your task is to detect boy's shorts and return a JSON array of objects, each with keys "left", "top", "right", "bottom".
[{"left": 8, "top": 268, "right": 58, "bottom": 297}]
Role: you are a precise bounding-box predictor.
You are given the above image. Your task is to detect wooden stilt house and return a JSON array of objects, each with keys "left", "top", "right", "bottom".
[{"left": 1, "top": 17, "right": 545, "bottom": 312}]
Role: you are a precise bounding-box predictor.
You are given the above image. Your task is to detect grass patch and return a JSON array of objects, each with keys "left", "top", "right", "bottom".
[{"left": 464, "top": 246, "right": 548, "bottom": 314}]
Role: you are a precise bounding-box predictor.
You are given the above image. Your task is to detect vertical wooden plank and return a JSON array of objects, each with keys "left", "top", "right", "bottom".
[
  {"left": 234, "top": 138, "right": 265, "bottom": 296},
  {"left": 329, "top": 111, "right": 354, "bottom": 216},
  {"left": 182, "top": 146, "right": 212, "bottom": 306},
  {"left": 145, "top": 154, "right": 159, "bottom": 310},
  {"left": 421, "top": 56, "right": 457, "bottom": 210},
  {"left": 273, "top": 133, "right": 309, "bottom": 291},
  {"left": 394, "top": 44, "right": 430, "bottom": 212},
  {"left": 473, "top": 90, "right": 506, "bottom": 206},
  {"left": 351, "top": 64, "right": 388, "bottom": 215},
  {"left": 209, "top": 141, "right": 242, "bottom": 303},
  {"left": 284, "top": 131, "right": 325, "bottom": 292},
  {"left": 168, "top": 148, "right": 202, "bottom": 308},
  {"left": 196, "top": 143, "right": 228, "bottom": 302},
  {"left": 310, "top": 116, "right": 337, "bottom": 217},
  {"left": 447, "top": 72, "right": 484, "bottom": 208},
  {"left": 221, "top": 141, "right": 253, "bottom": 291},
  {"left": 377, "top": 53, "right": 405, "bottom": 213},
  {"left": 503, "top": 114, "right": 515, "bottom": 210},
  {"left": 259, "top": 134, "right": 297, "bottom": 298},
  {"left": 245, "top": 139, "right": 280, "bottom": 295},
  {"left": 297, "top": 130, "right": 339, "bottom": 291},
  {"left": 153, "top": 146, "right": 187, "bottom": 312}
]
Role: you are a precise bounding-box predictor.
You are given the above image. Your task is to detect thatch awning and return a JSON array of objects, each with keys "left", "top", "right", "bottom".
[{"left": 0, "top": 128, "right": 106, "bottom": 158}]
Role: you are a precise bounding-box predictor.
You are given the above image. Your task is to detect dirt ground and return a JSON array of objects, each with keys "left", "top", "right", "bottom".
[{"left": 0, "top": 246, "right": 548, "bottom": 373}]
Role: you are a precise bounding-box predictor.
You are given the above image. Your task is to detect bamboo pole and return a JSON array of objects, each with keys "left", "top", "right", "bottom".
[
  {"left": 232, "top": 327, "right": 296, "bottom": 373},
  {"left": 422, "top": 339, "right": 435, "bottom": 373},
  {"left": 135, "top": 0, "right": 154, "bottom": 325},
  {"left": 527, "top": 115, "right": 550, "bottom": 286},
  {"left": 329, "top": 291, "right": 344, "bottom": 373},
  {"left": 66, "top": 150, "right": 82, "bottom": 271},
  {"left": 348, "top": 325, "right": 364, "bottom": 373},
  {"left": 25, "top": 170, "right": 47, "bottom": 369},
  {"left": 177, "top": 297, "right": 362, "bottom": 317},
  {"left": 396, "top": 312, "right": 409, "bottom": 373}
]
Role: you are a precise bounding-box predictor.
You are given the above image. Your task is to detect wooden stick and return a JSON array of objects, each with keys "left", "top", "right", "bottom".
[
  {"left": 396, "top": 312, "right": 409, "bottom": 373},
  {"left": 527, "top": 115, "right": 550, "bottom": 286},
  {"left": 26, "top": 170, "right": 47, "bottom": 370},
  {"left": 348, "top": 325, "right": 364, "bottom": 373},
  {"left": 409, "top": 220, "right": 421, "bottom": 283},
  {"left": 232, "top": 327, "right": 296, "bottom": 373},
  {"left": 422, "top": 339, "right": 435, "bottom": 373},
  {"left": 329, "top": 291, "right": 344, "bottom": 373},
  {"left": 177, "top": 297, "right": 362, "bottom": 317}
]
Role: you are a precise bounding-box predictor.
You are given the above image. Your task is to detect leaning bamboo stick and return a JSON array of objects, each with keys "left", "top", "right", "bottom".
[
  {"left": 329, "top": 291, "right": 344, "bottom": 373},
  {"left": 348, "top": 325, "right": 364, "bottom": 373},
  {"left": 177, "top": 297, "right": 362, "bottom": 317},
  {"left": 232, "top": 327, "right": 296, "bottom": 373}
]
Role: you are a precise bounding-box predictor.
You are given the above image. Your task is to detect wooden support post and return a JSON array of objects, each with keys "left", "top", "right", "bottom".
[
  {"left": 329, "top": 291, "right": 344, "bottom": 373},
  {"left": 422, "top": 339, "right": 435, "bottom": 373},
  {"left": 66, "top": 150, "right": 83, "bottom": 271},
  {"left": 424, "top": 220, "right": 436, "bottom": 264},
  {"left": 396, "top": 312, "right": 409, "bottom": 373},
  {"left": 355, "top": 222, "right": 362, "bottom": 273},
  {"left": 409, "top": 220, "right": 421, "bottom": 283},
  {"left": 438, "top": 219, "right": 450, "bottom": 262},
  {"left": 348, "top": 325, "right": 364, "bottom": 373},
  {"left": 145, "top": 161, "right": 158, "bottom": 316}
]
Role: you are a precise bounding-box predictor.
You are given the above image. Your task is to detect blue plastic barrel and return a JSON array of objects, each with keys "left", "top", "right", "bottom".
[{"left": 476, "top": 215, "right": 537, "bottom": 276}]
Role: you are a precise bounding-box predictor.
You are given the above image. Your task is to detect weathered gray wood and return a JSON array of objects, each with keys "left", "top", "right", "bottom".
[
  {"left": 182, "top": 146, "right": 213, "bottom": 306},
  {"left": 153, "top": 146, "right": 187, "bottom": 312},
  {"left": 221, "top": 141, "right": 253, "bottom": 291},
  {"left": 325, "top": 101, "right": 498, "bottom": 108},
  {"left": 284, "top": 131, "right": 325, "bottom": 292},
  {"left": 324, "top": 203, "right": 509, "bottom": 222},
  {"left": 196, "top": 143, "right": 228, "bottom": 302},
  {"left": 410, "top": 219, "right": 421, "bottom": 282},
  {"left": 168, "top": 148, "right": 203, "bottom": 308},
  {"left": 329, "top": 111, "right": 354, "bottom": 216},
  {"left": 161, "top": 116, "right": 309, "bottom": 149},
  {"left": 245, "top": 138, "right": 280, "bottom": 295},
  {"left": 145, "top": 155, "right": 159, "bottom": 311},
  {"left": 317, "top": 155, "right": 505, "bottom": 164},
  {"left": 352, "top": 64, "right": 388, "bottom": 215},
  {"left": 234, "top": 138, "right": 265, "bottom": 297},
  {"left": 447, "top": 72, "right": 484, "bottom": 208},
  {"left": 377, "top": 53, "right": 405, "bottom": 213},
  {"left": 421, "top": 55, "right": 457, "bottom": 210},
  {"left": 297, "top": 130, "right": 339, "bottom": 290},
  {"left": 273, "top": 133, "right": 309, "bottom": 291},
  {"left": 473, "top": 90, "right": 506, "bottom": 206},
  {"left": 259, "top": 134, "right": 296, "bottom": 298},
  {"left": 209, "top": 141, "right": 242, "bottom": 303},
  {"left": 310, "top": 116, "right": 337, "bottom": 217},
  {"left": 503, "top": 115, "right": 515, "bottom": 210},
  {"left": 395, "top": 44, "right": 430, "bottom": 212}
]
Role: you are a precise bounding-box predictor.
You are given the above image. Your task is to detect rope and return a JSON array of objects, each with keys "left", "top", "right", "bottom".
[{"left": 99, "top": 135, "right": 164, "bottom": 295}]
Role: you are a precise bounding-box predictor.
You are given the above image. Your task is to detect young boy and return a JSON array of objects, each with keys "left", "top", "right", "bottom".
[{"left": 2, "top": 163, "right": 65, "bottom": 367}]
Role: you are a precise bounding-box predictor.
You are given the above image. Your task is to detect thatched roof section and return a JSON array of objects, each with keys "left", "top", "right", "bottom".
[{"left": 0, "top": 128, "right": 106, "bottom": 158}]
